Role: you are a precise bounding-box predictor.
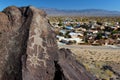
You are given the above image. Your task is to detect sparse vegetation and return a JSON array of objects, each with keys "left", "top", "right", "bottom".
[{"left": 59, "top": 45, "right": 120, "bottom": 80}]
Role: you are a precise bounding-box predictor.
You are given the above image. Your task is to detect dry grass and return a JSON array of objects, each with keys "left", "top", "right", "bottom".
[{"left": 59, "top": 45, "right": 120, "bottom": 80}]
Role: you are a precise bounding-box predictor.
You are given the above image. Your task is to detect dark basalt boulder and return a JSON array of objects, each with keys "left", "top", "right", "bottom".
[{"left": 0, "top": 6, "right": 95, "bottom": 80}]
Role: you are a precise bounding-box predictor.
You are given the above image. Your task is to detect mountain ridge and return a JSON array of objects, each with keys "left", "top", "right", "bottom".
[{"left": 41, "top": 8, "right": 120, "bottom": 16}]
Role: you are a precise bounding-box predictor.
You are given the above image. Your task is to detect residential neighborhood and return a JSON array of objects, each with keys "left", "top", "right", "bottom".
[{"left": 51, "top": 18, "right": 120, "bottom": 46}]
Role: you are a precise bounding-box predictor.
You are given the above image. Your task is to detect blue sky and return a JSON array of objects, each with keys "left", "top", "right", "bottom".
[{"left": 0, "top": 0, "right": 120, "bottom": 11}]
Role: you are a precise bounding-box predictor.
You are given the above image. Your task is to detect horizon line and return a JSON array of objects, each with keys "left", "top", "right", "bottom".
[{"left": 39, "top": 7, "right": 120, "bottom": 12}]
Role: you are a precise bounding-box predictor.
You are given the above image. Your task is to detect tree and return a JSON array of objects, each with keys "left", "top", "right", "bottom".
[{"left": 95, "top": 32, "right": 102, "bottom": 40}]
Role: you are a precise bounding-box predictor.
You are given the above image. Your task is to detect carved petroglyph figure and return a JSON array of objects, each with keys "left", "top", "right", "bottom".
[
  {"left": 28, "top": 53, "right": 46, "bottom": 68},
  {"left": 27, "top": 12, "right": 56, "bottom": 69},
  {"left": 28, "top": 26, "right": 49, "bottom": 68}
]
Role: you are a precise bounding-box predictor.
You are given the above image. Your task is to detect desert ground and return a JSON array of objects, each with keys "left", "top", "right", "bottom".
[{"left": 59, "top": 45, "right": 120, "bottom": 80}]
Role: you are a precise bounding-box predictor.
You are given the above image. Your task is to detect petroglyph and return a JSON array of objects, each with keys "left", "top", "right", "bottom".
[
  {"left": 29, "top": 27, "right": 47, "bottom": 54},
  {"left": 28, "top": 45, "right": 47, "bottom": 68},
  {"left": 28, "top": 53, "right": 46, "bottom": 68},
  {"left": 28, "top": 26, "right": 50, "bottom": 68}
]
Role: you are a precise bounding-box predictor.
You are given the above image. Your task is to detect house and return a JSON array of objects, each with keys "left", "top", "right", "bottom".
[
  {"left": 56, "top": 35, "right": 65, "bottom": 41},
  {"left": 59, "top": 30, "right": 67, "bottom": 35},
  {"left": 58, "top": 37, "right": 83, "bottom": 45},
  {"left": 91, "top": 30, "right": 98, "bottom": 34},
  {"left": 63, "top": 38, "right": 83, "bottom": 44},
  {"left": 65, "top": 26, "right": 74, "bottom": 30},
  {"left": 60, "top": 39, "right": 69, "bottom": 44},
  {"left": 69, "top": 32, "right": 83, "bottom": 38},
  {"left": 75, "top": 24, "right": 81, "bottom": 28},
  {"left": 77, "top": 27, "right": 86, "bottom": 32},
  {"left": 86, "top": 31, "right": 93, "bottom": 36}
]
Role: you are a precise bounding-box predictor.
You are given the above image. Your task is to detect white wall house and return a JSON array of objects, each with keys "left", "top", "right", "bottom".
[
  {"left": 56, "top": 35, "right": 83, "bottom": 44},
  {"left": 56, "top": 35, "right": 65, "bottom": 41},
  {"left": 69, "top": 32, "right": 83, "bottom": 38}
]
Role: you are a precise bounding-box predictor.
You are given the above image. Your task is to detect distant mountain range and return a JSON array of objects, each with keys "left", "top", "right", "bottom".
[{"left": 41, "top": 8, "right": 120, "bottom": 16}]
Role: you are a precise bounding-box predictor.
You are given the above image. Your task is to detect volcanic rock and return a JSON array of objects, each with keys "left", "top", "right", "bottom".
[{"left": 0, "top": 6, "right": 95, "bottom": 80}]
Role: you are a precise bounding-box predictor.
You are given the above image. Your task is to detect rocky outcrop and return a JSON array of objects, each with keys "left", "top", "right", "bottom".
[{"left": 0, "top": 6, "right": 95, "bottom": 80}]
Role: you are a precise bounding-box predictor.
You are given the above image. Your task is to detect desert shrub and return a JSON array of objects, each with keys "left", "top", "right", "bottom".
[
  {"left": 58, "top": 23, "right": 63, "bottom": 26},
  {"left": 105, "top": 70, "right": 113, "bottom": 77},
  {"left": 59, "top": 32, "right": 64, "bottom": 36},
  {"left": 83, "top": 63, "right": 90, "bottom": 71}
]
